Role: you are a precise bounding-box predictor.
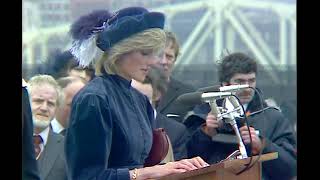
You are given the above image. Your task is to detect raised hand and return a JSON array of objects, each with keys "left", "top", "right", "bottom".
[{"left": 202, "top": 113, "right": 221, "bottom": 136}]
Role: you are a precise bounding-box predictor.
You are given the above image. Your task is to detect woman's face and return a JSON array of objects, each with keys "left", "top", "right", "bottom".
[{"left": 116, "top": 50, "right": 161, "bottom": 82}]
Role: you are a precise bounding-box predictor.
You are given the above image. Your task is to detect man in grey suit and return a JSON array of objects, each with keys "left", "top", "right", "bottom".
[{"left": 28, "top": 75, "right": 68, "bottom": 180}]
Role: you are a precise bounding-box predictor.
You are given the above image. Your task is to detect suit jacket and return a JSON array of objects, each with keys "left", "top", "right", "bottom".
[
  {"left": 156, "top": 78, "right": 196, "bottom": 122},
  {"left": 38, "top": 130, "right": 67, "bottom": 180},
  {"left": 22, "top": 87, "right": 41, "bottom": 180},
  {"left": 156, "top": 113, "right": 190, "bottom": 160}
]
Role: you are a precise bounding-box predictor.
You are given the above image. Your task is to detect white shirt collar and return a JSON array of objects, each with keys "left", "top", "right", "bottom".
[
  {"left": 51, "top": 118, "right": 65, "bottom": 134},
  {"left": 22, "top": 79, "right": 28, "bottom": 88},
  {"left": 154, "top": 109, "right": 157, "bottom": 119},
  {"left": 243, "top": 103, "right": 248, "bottom": 111}
]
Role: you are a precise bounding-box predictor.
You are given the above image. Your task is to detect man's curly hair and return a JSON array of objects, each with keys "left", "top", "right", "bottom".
[{"left": 217, "top": 52, "right": 257, "bottom": 83}]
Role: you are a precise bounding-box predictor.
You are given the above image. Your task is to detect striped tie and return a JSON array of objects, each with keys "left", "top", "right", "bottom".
[{"left": 33, "top": 135, "right": 43, "bottom": 158}]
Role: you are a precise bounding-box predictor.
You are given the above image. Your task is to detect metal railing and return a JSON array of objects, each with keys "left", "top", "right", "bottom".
[{"left": 23, "top": 0, "right": 296, "bottom": 84}]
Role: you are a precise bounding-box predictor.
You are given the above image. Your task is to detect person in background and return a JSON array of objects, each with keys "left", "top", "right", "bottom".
[
  {"left": 32, "top": 49, "right": 95, "bottom": 82},
  {"left": 155, "top": 30, "right": 196, "bottom": 123},
  {"left": 187, "top": 52, "right": 297, "bottom": 180},
  {"left": 132, "top": 66, "right": 190, "bottom": 161},
  {"left": 28, "top": 74, "right": 68, "bottom": 180},
  {"left": 131, "top": 78, "right": 175, "bottom": 163},
  {"left": 51, "top": 76, "right": 87, "bottom": 136},
  {"left": 69, "top": 64, "right": 95, "bottom": 82},
  {"left": 65, "top": 7, "right": 209, "bottom": 180}
]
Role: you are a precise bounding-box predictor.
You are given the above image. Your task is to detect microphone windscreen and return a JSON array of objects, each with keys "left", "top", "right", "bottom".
[
  {"left": 197, "top": 85, "right": 220, "bottom": 93},
  {"left": 176, "top": 92, "right": 203, "bottom": 106}
]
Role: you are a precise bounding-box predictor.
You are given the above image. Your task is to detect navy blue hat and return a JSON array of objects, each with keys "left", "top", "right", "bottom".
[
  {"left": 70, "top": 7, "right": 165, "bottom": 67},
  {"left": 96, "top": 7, "right": 165, "bottom": 51}
]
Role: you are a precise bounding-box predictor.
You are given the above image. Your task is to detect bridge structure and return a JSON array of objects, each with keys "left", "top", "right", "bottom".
[{"left": 23, "top": 0, "right": 296, "bottom": 84}]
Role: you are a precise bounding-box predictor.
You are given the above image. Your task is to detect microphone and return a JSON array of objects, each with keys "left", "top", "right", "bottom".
[
  {"left": 198, "top": 85, "right": 248, "bottom": 158},
  {"left": 197, "top": 85, "right": 220, "bottom": 93},
  {"left": 176, "top": 91, "right": 232, "bottom": 123},
  {"left": 176, "top": 91, "right": 233, "bottom": 106},
  {"left": 219, "top": 84, "right": 249, "bottom": 92},
  {"left": 198, "top": 84, "right": 249, "bottom": 93}
]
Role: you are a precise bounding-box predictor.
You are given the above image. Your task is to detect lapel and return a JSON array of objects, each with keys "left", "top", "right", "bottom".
[
  {"left": 157, "top": 79, "right": 180, "bottom": 113},
  {"left": 38, "top": 129, "right": 63, "bottom": 179}
]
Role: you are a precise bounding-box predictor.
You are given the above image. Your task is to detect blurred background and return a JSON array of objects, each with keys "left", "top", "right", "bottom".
[{"left": 22, "top": 0, "right": 296, "bottom": 128}]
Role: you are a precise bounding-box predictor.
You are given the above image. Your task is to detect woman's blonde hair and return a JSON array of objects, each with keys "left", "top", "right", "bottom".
[{"left": 95, "top": 28, "right": 166, "bottom": 75}]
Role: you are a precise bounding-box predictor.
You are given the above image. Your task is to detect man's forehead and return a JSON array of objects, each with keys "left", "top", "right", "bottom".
[
  {"left": 31, "top": 85, "right": 58, "bottom": 98},
  {"left": 232, "top": 73, "right": 256, "bottom": 79},
  {"left": 165, "top": 40, "right": 175, "bottom": 49},
  {"left": 32, "top": 93, "right": 57, "bottom": 101},
  {"left": 165, "top": 45, "right": 175, "bottom": 56}
]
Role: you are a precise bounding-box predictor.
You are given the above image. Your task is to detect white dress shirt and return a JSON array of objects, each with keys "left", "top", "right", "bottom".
[{"left": 51, "top": 118, "right": 65, "bottom": 134}]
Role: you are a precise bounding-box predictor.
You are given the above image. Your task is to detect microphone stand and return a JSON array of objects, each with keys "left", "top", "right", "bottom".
[
  {"left": 217, "top": 99, "right": 248, "bottom": 159},
  {"left": 206, "top": 97, "right": 248, "bottom": 159},
  {"left": 223, "top": 115, "right": 248, "bottom": 159}
]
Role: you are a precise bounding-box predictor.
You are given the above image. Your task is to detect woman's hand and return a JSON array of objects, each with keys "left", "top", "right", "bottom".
[
  {"left": 132, "top": 156, "right": 209, "bottom": 179},
  {"left": 175, "top": 156, "right": 210, "bottom": 171}
]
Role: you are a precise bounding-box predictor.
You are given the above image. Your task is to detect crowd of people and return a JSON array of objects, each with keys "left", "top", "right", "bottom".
[{"left": 22, "top": 6, "right": 297, "bottom": 180}]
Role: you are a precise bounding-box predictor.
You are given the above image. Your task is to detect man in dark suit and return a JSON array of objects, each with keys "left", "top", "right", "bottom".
[
  {"left": 28, "top": 75, "right": 67, "bottom": 180},
  {"left": 22, "top": 79, "right": 41, "bottom": 180},
  {"left": 155, "top": 113, "right": 189, "bottom": 160},
  {"left": 51, "top": 76, "right": 86, "bottom": 136},
  {"left": 155, "top": 30, "right": 196, "bottom": 123}
]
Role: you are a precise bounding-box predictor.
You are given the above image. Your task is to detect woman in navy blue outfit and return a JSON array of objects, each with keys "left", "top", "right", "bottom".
[{"left": 65, "top": 7, "right": 208, "bottom": 180}]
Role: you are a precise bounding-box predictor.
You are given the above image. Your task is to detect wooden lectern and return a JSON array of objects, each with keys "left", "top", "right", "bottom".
[{"left": 159, "top": 152, "right": 278, "bottom": 180}]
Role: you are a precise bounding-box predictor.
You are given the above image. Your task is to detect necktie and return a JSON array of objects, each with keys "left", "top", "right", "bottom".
[{"left": 33, "top": 135, "right": 43, "bottom": 158}]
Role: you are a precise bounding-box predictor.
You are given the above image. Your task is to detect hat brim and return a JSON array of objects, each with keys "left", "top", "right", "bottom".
[{"left": 96, "top": 11, "right": 165, "bottom": 51}]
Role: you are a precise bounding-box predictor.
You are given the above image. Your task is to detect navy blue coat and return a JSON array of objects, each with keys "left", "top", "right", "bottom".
[
  {"left": 22, "top": 86, "right": 41, "bottom": 180},
  {"left": 65, "top": 74, "right": 155, "bottom": 180}
]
